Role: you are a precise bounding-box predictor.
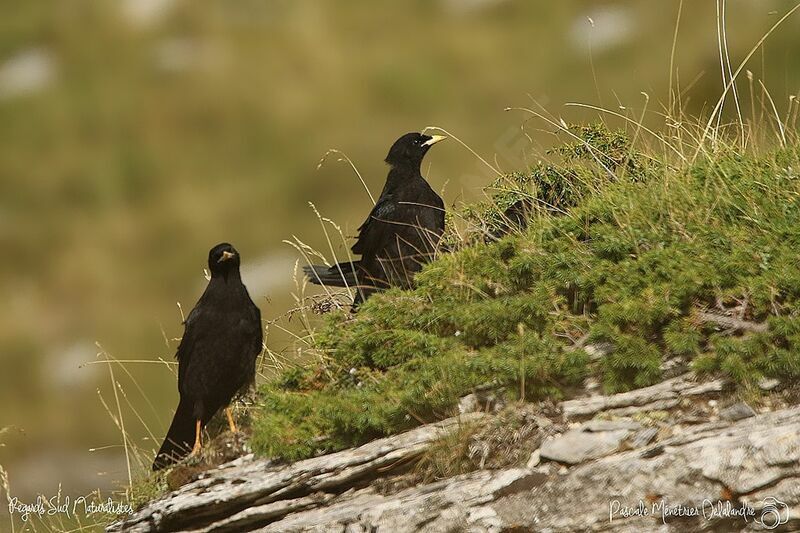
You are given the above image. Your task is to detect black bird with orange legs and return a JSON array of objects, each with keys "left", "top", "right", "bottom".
[
  {"left": 153, "top": 243, "right": 262, "bottom": 471},
  {"left": 304, "top": 132, "right": 447, "bottom": 304}
]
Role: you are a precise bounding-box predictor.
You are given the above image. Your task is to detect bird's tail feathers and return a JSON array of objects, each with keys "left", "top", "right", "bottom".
[
  {"left": 152, "top": 398, "right": 196, "bottom": 471},
  {"left": 303, "top": 262, "right": 360, "bottom": 287}
]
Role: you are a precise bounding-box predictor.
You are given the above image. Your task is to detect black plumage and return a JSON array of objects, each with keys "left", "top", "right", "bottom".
[
  {"left": 304, "top": 132, "right": 446, "bottom": 304},
  {"left": 489, "top": 197, "right": 533, "bottom": 240},
  {"left": 152, "top": 243, "right": 262, "bottom": 471}
]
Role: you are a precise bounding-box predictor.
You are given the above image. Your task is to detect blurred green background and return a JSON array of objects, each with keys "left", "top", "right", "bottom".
[{"left": 1, "top": 0, "right": 799, "bottom": 503}]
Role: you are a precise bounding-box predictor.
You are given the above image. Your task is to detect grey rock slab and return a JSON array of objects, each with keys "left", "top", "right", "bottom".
[
  {"left": 539, "top": 429, "right": 630, "bottom": 465},
  {"left": 110, "top": 402, "right": 800, "bottom": 532},
  {"left": 107, "top": 413, "right": 486, "bottom": 533},
  {"left": 259, "top": 469, "right": 537, "bottom": 533},
  {"left": 493, "top": 405, "right": 800, "bottom": 531},
  {"left": 560, "top": 373, "right": 726, "bottom": 418},
  {"left": 629, "top": 427, "right": 658, "bottom": 448},
  {"left": 583, "top": 419, "right": 642, "bottom": 432},
  {"left": 720, "top": 401, "right": 757, "bottom": 422}
]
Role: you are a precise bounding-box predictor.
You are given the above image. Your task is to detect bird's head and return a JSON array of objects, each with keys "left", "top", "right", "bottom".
[
  {"left": 384, "top": 132, "right": 446, "bottom": 169},
  {"left": 208, "top": 242, "right": 241, "bottom": 277}
]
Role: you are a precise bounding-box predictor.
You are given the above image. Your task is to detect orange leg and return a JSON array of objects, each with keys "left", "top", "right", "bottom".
[
  {"left": 190, "top": 419, "right": 202, "bottom": 456},
  {"left": 225, "top": 407, "right": 238, "bottom": 434}
]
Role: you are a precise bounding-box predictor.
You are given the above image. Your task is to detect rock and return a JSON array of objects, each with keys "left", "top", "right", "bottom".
[
  {"left": 759, "top": 378, "right": 780, "bottom": 391},
  {"left": 583, "top": 419, "right": 641, "bottom": 432},
  {"left": 720, "top": 401, "right": 756, "bottom": 421},
  {"left": 629, "top": 427, "right": 658, "bottom": 448},
  {"left": 108, "top": 413, "right": 485, "bottom": 533},
  {"left": 526, "top": 449, "right": 540, "bottom": 468},
  {"left": 606, "top": 398, "right": 679, "bottom": 417},
  {"left": 458, "top": 393, "right": 481, "bottom": 414},
  {"left": 531, "top": 414, "right": 553, "bottom": 429},
  {"left": 111, "top": 405, "right": 800, "bottom": 532},
  {"left": 584, "top": 342, "right": 614, "bottom": 360},
  {"left": 660, "top": 355, "right": 688, "bottom": 379},
  {"left": 680, "top": 414, "right": 709, "bottom": 424},
  {"left": 531, "top": 462, "right": 552, "bottom": 476},
  {"left": 492, "top": 405, "right": 800, "bottom": 531},
  {"left": 457, "top": 389, "right": 504, "bottom": 414},
  {"left": 262, "top": 469, "right": 543, "bottom": 532},
  {"left": 560, "top": 373, "right": 726, "bottom": 418},
  {"left": 540, "top": 428, "right": 630, "bottom": 464}
]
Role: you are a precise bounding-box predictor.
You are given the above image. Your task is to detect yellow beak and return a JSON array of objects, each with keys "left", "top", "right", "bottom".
[{"left": 422, "top": 135, "right": 447, "bottom": 147}]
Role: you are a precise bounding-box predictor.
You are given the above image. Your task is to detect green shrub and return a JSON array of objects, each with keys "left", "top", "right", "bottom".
[{"left": 252, "top": 126, "right": 800, "bottom": 461}]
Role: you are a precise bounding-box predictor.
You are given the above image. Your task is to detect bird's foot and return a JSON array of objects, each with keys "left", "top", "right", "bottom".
[{"left": 190, "top": 440, "right": 202, "bottom": 457}]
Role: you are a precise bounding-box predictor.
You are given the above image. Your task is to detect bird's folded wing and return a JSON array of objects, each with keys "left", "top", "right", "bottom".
[
  {"left": 352, "top": 196, "right": 397, "bottom": 256},
  {"left": 175, "top": 304, "right": 206, "bottom": 386}
]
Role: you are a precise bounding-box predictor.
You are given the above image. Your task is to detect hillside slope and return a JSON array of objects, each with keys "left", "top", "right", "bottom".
[
  {"left": 251, "top": 126, "right": 800, "bottom": 461},
  {"left": 113, "top": 127, "right": 800, "bottom": 531}
]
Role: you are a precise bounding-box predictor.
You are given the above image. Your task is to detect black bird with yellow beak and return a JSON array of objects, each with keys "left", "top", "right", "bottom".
[
  {"left": 304, "top": 132, "right": 447, "bottom": 304},
  {"left": 153, "top": 243, "right": 262, "bottom": 471}
]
